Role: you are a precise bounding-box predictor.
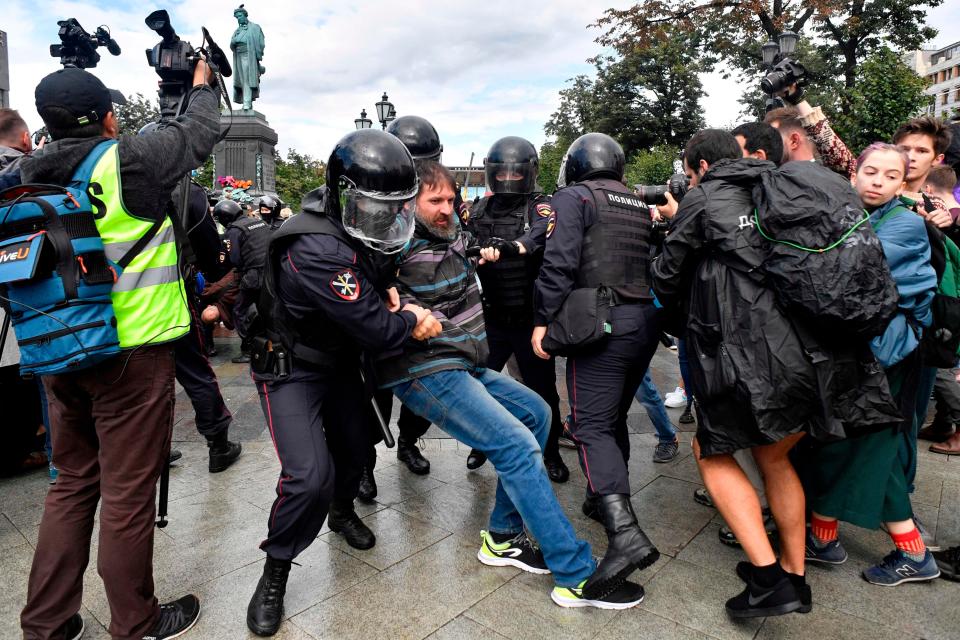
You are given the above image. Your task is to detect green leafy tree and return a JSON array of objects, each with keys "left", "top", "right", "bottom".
[
  {"left": 538, "top": 137, "right": 573, "bottom": 194},
  {"left": 194, "top": 157, "right": 215, "bottom": 189},
  {"left": 114, "top": 93, "right": 161, "bottom": 135},
  {"left": 546, "top": 25, "right": 705, "bottom": 157},
  {"left": 624, "top": 145, "right": 681, "bottom": 187},
  {"left": 831, "top": 46, "right": 934, "bottom": 153},
  {"left": 596, "top": 0, "right": 942, "bottom": 117},
  {"left": 274, "top": 149, "right": 326, "bottom": 211}
]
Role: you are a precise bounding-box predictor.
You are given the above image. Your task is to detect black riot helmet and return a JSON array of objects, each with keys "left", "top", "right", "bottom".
[
  {"left": 386, "top": 115, "right": 443, "bottom": 163},
  {"left": 213, "top": 199, "right": 243, "bottom": 226},
  {"left": 484, "top": 136, "right": 539, "bottom": 195},
  {"left": 558, "top": 132, "right": 625, "bottom": 188},
  {"left": 257, "top": 194, "right": 282, "bottom": 220},
  {"left": 326, "top": 129, "right": 420, "bottom": 254}
]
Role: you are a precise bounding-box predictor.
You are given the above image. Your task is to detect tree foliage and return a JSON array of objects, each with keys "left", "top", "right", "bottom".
[
  {"left": 624, "top": 145, "right": 682, "bottom": 188},
  {"left": 545, "top": 25, "right": 705, "bottom": 157},
  {"left": 595, "top": 0, "right": 941, "bottom": 117},
  {"left": 114, "top": 93, "right": 161, "bottom": 136},
  {"left": 274, "top": 149, "right": 326, "bottom": 211},
  {"left": 831, "top": 46, "right": 934, "bottom": 154}
]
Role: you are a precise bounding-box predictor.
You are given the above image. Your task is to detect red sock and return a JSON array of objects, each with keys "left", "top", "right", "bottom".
[
  {"left": 891, "top": 528, "right": 926, "bottom": 558},
  {"left": 811, "top": 515, "right": 838, "bottom": 543}
]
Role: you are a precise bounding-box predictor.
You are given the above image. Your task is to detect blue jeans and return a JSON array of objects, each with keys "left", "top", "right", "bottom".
[
  {"left": 635, "top": 372, "right": 677, "bottom": 443},
  {"left": 392, "top": 368, "right": 595, "bottom": 587}
]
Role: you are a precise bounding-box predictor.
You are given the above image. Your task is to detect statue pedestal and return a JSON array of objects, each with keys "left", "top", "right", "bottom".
[{"left": 213, "top": 109, "right": 279, "bottom": 196}]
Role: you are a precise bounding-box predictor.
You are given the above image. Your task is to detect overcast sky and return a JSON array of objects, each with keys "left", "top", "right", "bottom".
[{"left": 4, "top": 1, "right": 958, "bottom": 166}]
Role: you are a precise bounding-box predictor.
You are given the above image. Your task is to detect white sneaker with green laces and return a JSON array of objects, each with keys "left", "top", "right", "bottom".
[
  {"left": 551, "top": 579, "right": 645, "bottom": 609},
  {"left": 477, "top": 530, "right": 550, "bottom": 574}
]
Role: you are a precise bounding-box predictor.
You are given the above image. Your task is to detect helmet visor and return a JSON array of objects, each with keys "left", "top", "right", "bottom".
[
  {"left": 340, "top": 181, "right": 419, "bottom": 254},
  {"left": 486, "top": 162, "right": 536, "bottom": 194}
]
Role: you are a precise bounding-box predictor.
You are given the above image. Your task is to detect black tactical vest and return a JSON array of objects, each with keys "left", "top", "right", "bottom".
[
  {"left": 259, "top": 212, "right": 386, "bottom": 368},
  {"left": 470, "top": 195, "right": 544, "bottom": 324},
  {"left": 231, "top": 216, "right": 273, "bottom": 290},
  {"left": 576, "top": 178, "right": 653, "bottom": 301}
]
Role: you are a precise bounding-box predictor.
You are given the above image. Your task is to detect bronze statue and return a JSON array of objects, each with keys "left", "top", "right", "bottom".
[{"left": 230, "top": 4, "right": 265, "bottom": 111}]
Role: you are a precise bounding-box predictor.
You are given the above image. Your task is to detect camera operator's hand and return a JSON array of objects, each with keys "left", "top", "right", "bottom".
[
  {"left": 479, "top": 246, "right": 500, "bottom": 264},
  {"left": 775, "top": 81, "right": 805, "bottom": 106},
  {"left": 193, "top": 58, "right": 215, "bottom": 88},
  {"left": 657, "top": 192, "right": 680, "bottom": 220}
]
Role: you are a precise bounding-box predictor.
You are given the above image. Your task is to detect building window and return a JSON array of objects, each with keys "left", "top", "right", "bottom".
[
  {"left": 948, "top": 68, "right": 954, "bottom": 80},
  {"left": 943, "top": 92, "right": 950, "bottom": 105},
  {"left": 955, "top": 87, "right": 960, "bottom": 102}
]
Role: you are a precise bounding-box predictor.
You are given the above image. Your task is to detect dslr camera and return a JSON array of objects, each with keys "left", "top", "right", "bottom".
[
  {"left": 49, "top": 18, "right": 121, "bottom": 69},
  {"left": 144, "top": 10, "right": 231, "bottom": 116},
  {"left": 635, "top": 172, "right": 690, "bottom": 207},
  {"left": 761, "top": 58, "right": 808, "bottom": 98}
]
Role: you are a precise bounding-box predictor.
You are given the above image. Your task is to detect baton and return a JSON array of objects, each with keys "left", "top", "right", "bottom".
[{"left": 358, "top": 366, "right": 395, "bottom": 448}]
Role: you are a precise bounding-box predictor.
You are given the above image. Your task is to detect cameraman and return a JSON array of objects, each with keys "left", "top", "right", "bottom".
[{"left": 19, "top": 61, "right": 219, "bottom": 640}]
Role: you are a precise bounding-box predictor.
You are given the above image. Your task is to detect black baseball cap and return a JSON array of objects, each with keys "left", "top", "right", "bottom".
[{"left": 35, "top": 67, "right": 127, "bottom": 127}]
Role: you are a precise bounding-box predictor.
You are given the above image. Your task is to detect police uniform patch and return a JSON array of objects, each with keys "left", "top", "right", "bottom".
[
  {"left": 536, "top": 203, "right": 553, "bottom": 218},
  {"left": 546, "top": 212, "right": 557, "bottom": 239},
  {"left": 330, "top": 269, "right": 361, "bottom": 301}
]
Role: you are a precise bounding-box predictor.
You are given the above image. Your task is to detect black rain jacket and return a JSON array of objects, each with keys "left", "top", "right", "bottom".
[{"left": 652, "top": 159, "right": 900, "bottom": 456}]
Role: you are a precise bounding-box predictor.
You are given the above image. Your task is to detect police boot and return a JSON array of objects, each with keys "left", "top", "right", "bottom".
[
  {"left": 357, "top": 467, "right": 378, "bottom": 502},
  {"left": 582, "top": 494, "right": 660, "bottom": 599},
  {"left": 397, "top": 437, "right": 431, "bottom": 475},
  {"left": 207, "top": 429, "right": 242, "bottom": 473},
  {"left": 544, "top": 454, "right": 569, "bottom": 483},
  {"left": 246, "top": 555, "right": 291, "bottom": 636},
  {"left": 327, "top": 500, "right": 376, "bottom": 550}
]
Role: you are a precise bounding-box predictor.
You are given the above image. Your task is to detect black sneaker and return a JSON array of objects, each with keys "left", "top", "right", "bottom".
[
  {"left": 653, "top": 438, "right": 679, "bottom": 463},
  {"left": 55, "top": 613, "right": 84, "bottom": 640},
  {"left": 933, "top": 545, "right": 960, "bottom": 581},
  {"left": 231, "top": 353, "right": 251, "bottom": 364},
  {"left": 551, "top": 579, "right": 644, "bottom": 610},
  {"left": 693, "top": 487, "right": 713, "bottom": 508},
  {"left": 719, "top": 509, "right": 777, "bottom": 547},
  {"left": 477, "top": 530, "right": 550, "bottom": 574},
  {"left": 679, "top": 407, "right": 695, "bottom": 424},
  {"left": 168, "top": 449, "right": 182, "bottom": 466},
  {"left": 142, "top": 594, "right": 201, "bottom": 639},
  {"left": 725, "top": 574, "right": 802, "bottom": 618},
  {"left": 544, "top": 455, "right": 570, "bottom": 483},
  {"left": 736, "top": 562, "right": 812, "bottom": 613}
]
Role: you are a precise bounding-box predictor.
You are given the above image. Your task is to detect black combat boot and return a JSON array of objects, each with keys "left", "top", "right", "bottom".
[
  {"left": 466, "top": 448, "right": 487, "bottom": 470},
  {"left": 544, "top": 454, "right": 569, "bottom": 483},
  {"left": 207, "top": 429, "right": 242, "bottom": 473},
  {"left": 327, "top": 501, "right": 376, "bottom": 550},
  {"left": 397, "top": 437, "right": 431, "bottom": 475},
  {"left": 247, "top": 556, "right": 291, "bottom": 636},
  {"left": 357, "top": 467, "right": 378, "bottom": 502},
  {"left": 582, "top": 494, "right": 660, "bottom": 599}
]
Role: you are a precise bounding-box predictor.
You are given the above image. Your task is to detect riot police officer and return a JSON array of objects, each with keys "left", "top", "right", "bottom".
[
  {"left": 531, "top": 133, "right": 661, "bottom": 599},
  {"left": 245, "top": 130, "right": 440, "bottom": 637},
  {"left": 257, "top": 193, "right": 284, "bottom": 230},
  {"left": 224, "top": 198, "right": 273, "bottom": 363},
  {"left": 463, "top": 136, "right": 569, "bottom": 482}
]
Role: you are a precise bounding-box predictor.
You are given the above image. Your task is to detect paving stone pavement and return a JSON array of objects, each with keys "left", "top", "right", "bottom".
[{"left": 1, "top": 338, "right": 959, "bottom": 639}]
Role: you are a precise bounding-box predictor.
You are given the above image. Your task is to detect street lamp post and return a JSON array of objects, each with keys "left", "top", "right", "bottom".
[{"left": 354, "top": 108, "right": 373, "bottom": 130}]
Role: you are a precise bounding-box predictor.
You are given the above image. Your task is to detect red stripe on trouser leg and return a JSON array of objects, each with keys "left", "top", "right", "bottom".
[
  {"left": 891, "top": 528, "right": 926, "bottom": 555},
  {"left": 811, "top": 515, "right": 838, "bottom": 543}
]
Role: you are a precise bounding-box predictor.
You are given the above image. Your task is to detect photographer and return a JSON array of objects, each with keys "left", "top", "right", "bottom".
[{"left": 19, "top": 60, "right": 219, "bottom": 640}]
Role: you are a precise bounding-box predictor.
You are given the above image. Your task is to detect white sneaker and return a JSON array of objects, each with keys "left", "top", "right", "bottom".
[{"left": 663, "top": 387, "right": 687, "bottom": 408}]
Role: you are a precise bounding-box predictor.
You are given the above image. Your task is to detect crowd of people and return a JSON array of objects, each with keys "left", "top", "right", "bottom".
[{"left": 1, "top": 52, "right": 960, "bottom": 640}]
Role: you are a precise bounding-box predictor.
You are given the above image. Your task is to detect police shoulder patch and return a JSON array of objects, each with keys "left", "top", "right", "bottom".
[
  {"left": 546, "top": 212, "right": 557, "bottom": 239},
  {"left": 536, "top": 203, "right": 553, "bottom": 218},
  {"left": 330, "top": 269, "right": 361, "bottom": 301}
]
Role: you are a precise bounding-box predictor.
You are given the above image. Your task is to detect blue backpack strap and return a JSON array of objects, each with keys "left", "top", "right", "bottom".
[{"left": 68, "top": 139, "right": 117, "bottom": 188}]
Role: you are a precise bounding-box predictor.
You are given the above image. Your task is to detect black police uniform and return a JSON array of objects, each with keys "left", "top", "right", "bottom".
[
  {"left": 467, "top": 193, "right": 564, "bottom": 461},
  {"left": 534, "top": 179, "right": 661, "bottom": 496},
  {"left": 253, "top": 210, "right": 417, "bottom": 560},
  {"left": 225, "top": 214, "right": 272, "bottom": 340},
  {"left": 174, "top": 183, "right": 233, "bottom": 441}
]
